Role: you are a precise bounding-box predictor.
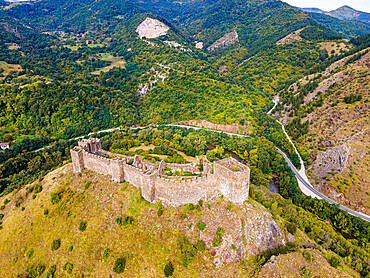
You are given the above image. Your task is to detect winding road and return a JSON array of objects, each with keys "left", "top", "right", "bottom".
[
  {"left": 268, "top": 97, "right": 370, "bottom": 222},
  {"left": 33, "top": 104, "right": 370, "bottom": 221}
]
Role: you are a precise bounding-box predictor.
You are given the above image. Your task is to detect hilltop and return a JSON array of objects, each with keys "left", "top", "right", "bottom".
[
  {"left": 0, "top": 163, "right": 359, "bottom": 277},
  {"left": 301, "top": 6, "right": 370, "bottom": 24}
]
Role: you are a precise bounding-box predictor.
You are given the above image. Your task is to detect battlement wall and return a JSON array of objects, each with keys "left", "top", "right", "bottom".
[{"left": 71, "top": 138, "right": 250, "bottom": 206}]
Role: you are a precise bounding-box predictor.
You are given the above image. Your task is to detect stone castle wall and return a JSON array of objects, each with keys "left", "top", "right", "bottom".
[{"left": 71, "top": 138, "right": 250, "bottom": 206}]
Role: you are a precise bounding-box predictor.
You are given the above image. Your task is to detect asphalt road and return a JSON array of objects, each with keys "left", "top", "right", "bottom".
[
  {"left": 277, "top": 147, "right": 370, "bottom": 222},
  {"left": 32, "top": 119, "right": 370, "bottom": 222}
]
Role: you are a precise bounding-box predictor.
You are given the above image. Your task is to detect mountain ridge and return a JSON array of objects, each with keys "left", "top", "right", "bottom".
[{"left": 300, "top": 5, "right": 370, "bottom": 24}]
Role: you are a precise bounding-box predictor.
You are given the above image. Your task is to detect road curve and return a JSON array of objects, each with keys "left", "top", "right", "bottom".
[
  {"left": 277, "top": 147, "right": 370, "bottom": 222},
  {"left": 32, "top": 118, "right": 370, "bottom": 221},
  {"left": 268, "top": 97, "right": 370, "bottom": 222}
]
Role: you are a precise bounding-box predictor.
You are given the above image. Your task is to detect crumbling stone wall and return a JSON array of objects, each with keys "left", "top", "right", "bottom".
[{"left": 71, "top": 138, "right": 250, "bottom": 206}]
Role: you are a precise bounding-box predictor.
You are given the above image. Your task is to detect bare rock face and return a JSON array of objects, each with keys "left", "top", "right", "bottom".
[
  {"left": 313, "top": 145, "right": 350, "bottom": 178},
  {"left": 207, "top": 30, "right": 239, "bottom": 52},
  {"left": 188, "top": 202, "right": 291, "bottom": 267},
  {"left": 136, "top": 17, "right": 169, "bottom": 39},
  {"left": 276, "top": 28, "right": 303, "bottom": 45},
  {"left": 177, "top": 119, "right": 253, "bottom": 135},
  {"left": 258, "top": 248, "right": 352, "bottom": 277},
  {"left": 195, "top": 41, "right": 204, "bottom": 49}
]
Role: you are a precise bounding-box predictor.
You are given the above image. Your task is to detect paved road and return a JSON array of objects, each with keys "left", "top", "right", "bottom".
[
  {"left": 268, "top": 97, "right": 370, "bottom": 222},
  {"left": 34, "top": 127, "right": 121, "bottom": 152},
  {"left": 277, "top": 147, "right": 370, "bottom": 222},
  {"left": 32, "top": 118, "right": 370, "bottom": 222}
]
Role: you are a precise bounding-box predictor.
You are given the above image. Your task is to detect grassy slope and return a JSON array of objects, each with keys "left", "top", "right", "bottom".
[{"left": 0, "top": 163, "right": 290, "bottom": 277}]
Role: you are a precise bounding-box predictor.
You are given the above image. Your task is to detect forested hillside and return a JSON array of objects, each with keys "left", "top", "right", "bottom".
[
  {"left": 272, "top": 33, "right": 370, "bottom": 216},
  {"left": 306, "top": 12, "right": 370, "bottom": 38}
]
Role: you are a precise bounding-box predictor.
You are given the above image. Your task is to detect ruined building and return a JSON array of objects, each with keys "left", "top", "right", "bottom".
[{"left": 71, "top": 138, "right": 250, "bottom": 206}]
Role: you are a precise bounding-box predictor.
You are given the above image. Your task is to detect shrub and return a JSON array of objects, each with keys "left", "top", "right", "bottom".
[
  {"left": 0, "top": 214, "right": 3, "bottom": 220},
  {"left": 196, "top": 221, "right": 206, "bottom": 231},
  {"left": 34, "top": 184, "right": 42, "bottom": 194},
  {"left": 226, "top": 203, "right": 232, "bottom": 210},
  {"left": 48, "top": 265, "right": 56, "bottom": 275},
  {"left": 51, "top": 239, "right": 61, "bottom": 251},
  {"left": 44, "top": 209, "right": 49, "bottom": 216},
  {"left": 21, "top": 207, "right": 25, "bottom": 211},
  {"left": 300, "top": 266, "right": 312, "bottom": 277},
  {"left": 84, "top": 181, "right": 91, "bottom": 190},
  {"left": 32, "top": 194, "right": 36, "bottom": 200},
  {"left": 102, "top": 248, "right": 110, "bottom": 262},
  {"left": 3, "top": 199, "right": 10, "bottom": 205},
  {"left": 302, "top": 250, "right": 314, "bottom": 263},
  {"left": 164, "top": 262, "right": 174, "bottom": 277},
  {"left": 195, "top": 240, "right": 206, "bottom": 252},
  {"left": 0, "top": 205, "right": 5, "bottom": 210},
  {"left": 115, "top": 216, "right": 133, "bottom": 226},
  {"left": 50, "top": 192, "right": 61, "bottom": 204},
  {"left": 187, "top": 203, "right": 195, "bottom": 210},
  {"left": 68, "top": 245, "right": 73, "bottom": 252},
  {"left": 127, "top": 158, "right": 134, "bottom": 165},
  {"left": 79, "top": 221, "right": 87, "bottom": 232},
  {"left": 62, "top": 262, "right": 73, "bottom": 274},
  {"left": 113, "top": 257, "right": 126, "bottom": 274},
  {"left": 25, "top": 264, "right": 46, "bottom": 277},
  {"left": 286, "top": 222, "right": 297, "bottom": 235},
  {"left": 178, "top": 236, "right": 197, "bottom": 267},
  {"left": 328, "top": 256, "right": 340, "bottom": 268},
  {"left": 24, "top": 248, "right": 34, "bottom": 259},
  {"left": 231, "top": 166, "right": 239, "bottom": 172},
  {"left": 213, "top": 227, "right": 224, "bottom": 247},
  {"left": 157, "top": 203, "right": 164, "bottom": 217},
  {"left": 198, "top": 199, "right": 203, "bottom": 207}
]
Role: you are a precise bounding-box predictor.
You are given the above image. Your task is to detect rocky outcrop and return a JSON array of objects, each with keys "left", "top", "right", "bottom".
[
  {"left": 313, "top": 145, "right": 350, "bottom": 178},
  {"left": 276, "top": 28, "right": 303, "bottom": 45},
  {"left": 136, "top": 17, "right": 169, "bottom": 39},
  {"left": 195, "top": 41, "right": 204, "bottom": 49},
  {"left": 189, "top": 202, "right": 292, "bottom": 267},
  {"left": 258, "top": 248, "right": 352, "bottom": 277},
  {"left": 207, "top": 30, "right": 239, "bottom": 52}
]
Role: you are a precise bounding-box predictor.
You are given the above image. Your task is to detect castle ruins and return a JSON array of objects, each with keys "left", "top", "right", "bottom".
[{"left": 71, "top": 138, "right": 250, "bottom": 206}]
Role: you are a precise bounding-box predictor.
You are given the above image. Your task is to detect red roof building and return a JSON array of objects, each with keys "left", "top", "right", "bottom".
[{"left": 0, "top": 142, "right": 9, "bottom": 150}]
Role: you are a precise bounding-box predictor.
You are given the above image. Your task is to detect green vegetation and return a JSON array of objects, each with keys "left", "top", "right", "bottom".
[
  {"left": 306, "top": 12, "right": 370, "bottom": 38},
  {"left": 343, "top": 93, "right": 363, "bottom": 104},
  {"left": 302, "top": 250, "right": 315, "bottom": 263},
  {"left": 62, "top": 262, "right": 73, "bottom": 274},
  {"left": 113, "top": 257, "right": 126, "bottom": 274},
  {"left": 51, "top": 239, "right": 61, "bottom": 251},
  {"left": 115, "top": 216, "right": 134, "bottom": 226},
  {"left": 0, "top": 0, "right": 369, "bottom": 276},
  {"left": 213, "top": 227, "right": 224, "bottom": 247},
  {"left": 102, "top": 248, "right": 110, "bottom": 262},
  {"left": 164, "top": 262, "right": 174, "bottom": 277},
  {"left": 196, "top": 221, "right": 206, "bottom": 231},
  {"left": 78, "top": 221, "right": 87, "bottom": 232}
]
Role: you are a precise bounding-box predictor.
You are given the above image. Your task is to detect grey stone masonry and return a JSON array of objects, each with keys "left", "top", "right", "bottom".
[{"left": 71, "top": 138, "right": 250, "bottom": 206}]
